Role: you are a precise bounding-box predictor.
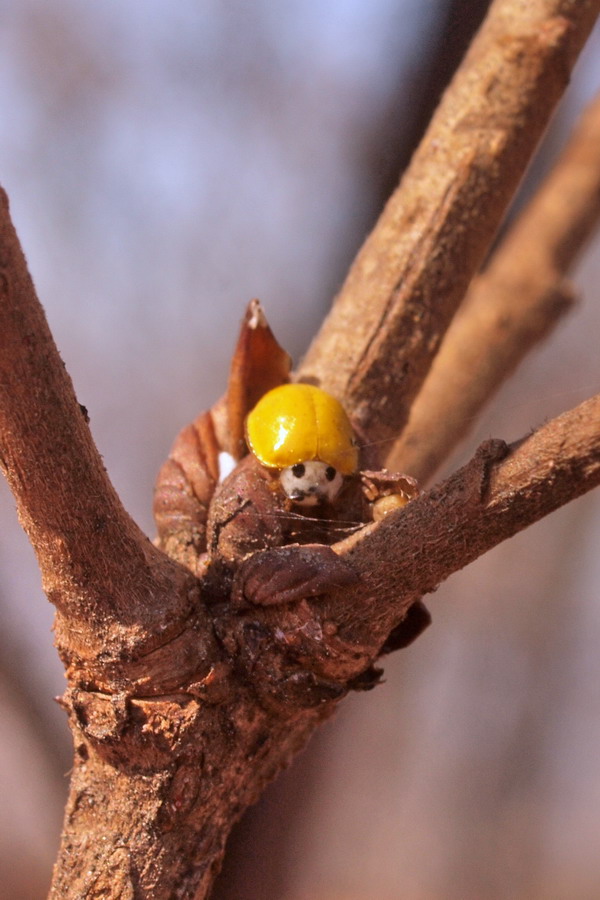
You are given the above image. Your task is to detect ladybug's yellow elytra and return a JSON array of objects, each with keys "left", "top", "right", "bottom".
[{"left": 245, "top": 384, "right": 358, "bottom": 475}]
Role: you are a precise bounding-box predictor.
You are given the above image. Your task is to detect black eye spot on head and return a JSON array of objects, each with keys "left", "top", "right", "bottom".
[
  {"left": 325, "top": 466, "right": 337, "bottom": 482},
  {"left": 291, "top": 463, "right": 306, "bottom": 478}
]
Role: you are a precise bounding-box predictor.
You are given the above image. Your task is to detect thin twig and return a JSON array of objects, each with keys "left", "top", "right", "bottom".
[{"left": 389, "top": 91, "right": 600, "bottom": 481}]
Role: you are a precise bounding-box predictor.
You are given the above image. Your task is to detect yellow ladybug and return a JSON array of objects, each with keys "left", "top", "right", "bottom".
[{"left": 246, "top": 383, "right": 358, "bottom": 506}]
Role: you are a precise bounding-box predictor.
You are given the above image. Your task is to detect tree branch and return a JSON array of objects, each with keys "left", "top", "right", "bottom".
[
  {"left": 232, "top": 398, "right": 600, "bottom": 688},
  {"left": 0, "top": 189, "right": 194, "bottom": 671},
  {"left": 0, "top": 2, "right": 598, "bottom": 898},
  {"left": 298, "top": 0, "right": 599, "bottom": 450},
  {"left": 389, "top": 91, "right": 600, "bottom": 481},
  {"left": 0, "top": 191, "right": 141, "bottom": 581},
  {"left": 325, "top": 393, "right": 600, "bottom": 658},
  {"left": 48, "top": 392, "right": 599, "bottom": 900}
]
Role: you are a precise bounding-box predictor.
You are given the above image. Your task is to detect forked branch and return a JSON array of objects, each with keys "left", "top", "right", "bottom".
[{"left": 0, "top": 0, "right": 598, "bottom": 898}]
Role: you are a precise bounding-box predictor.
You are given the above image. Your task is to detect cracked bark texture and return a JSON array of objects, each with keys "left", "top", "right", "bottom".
[{"left": 0, "top": 0, "right": 599, "bottom": 898}]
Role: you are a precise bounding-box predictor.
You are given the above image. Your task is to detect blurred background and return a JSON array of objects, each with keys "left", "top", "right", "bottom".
[{"left": 0, "top": 2, "right": 599, "bottom": 898}]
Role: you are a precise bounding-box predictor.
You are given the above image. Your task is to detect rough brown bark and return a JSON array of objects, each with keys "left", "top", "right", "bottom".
[
  {"left": 389, "top": 90, "right": 600, "bottom": 481},
  {"left": 333, "top": 395, "right": 600, "bottom": 650},
  {"left": 0, "top": 187, "right": 199, "bottom": 691},
  {"left": 299, "top": 0, "right": 599, "bottom": 451},
  {"left": 0, "top": 1, "right": 598, "bottom": 899}
]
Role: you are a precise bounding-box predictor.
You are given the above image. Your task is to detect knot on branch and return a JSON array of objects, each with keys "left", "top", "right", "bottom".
[{"left": 213, "top": 604, "right": 356, "bottom": 713}]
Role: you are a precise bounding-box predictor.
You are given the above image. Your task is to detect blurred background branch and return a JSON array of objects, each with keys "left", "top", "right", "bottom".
[{"left": 390, "top": 91, "right": 600, "bottom": 482}]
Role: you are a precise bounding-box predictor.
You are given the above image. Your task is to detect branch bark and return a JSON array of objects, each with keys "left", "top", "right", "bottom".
[
  {"left": 299, "top": 0, "right": 599, "bottom": 451},
  {"left": 328, "top": 394, "right": 600, "bottom": 656},
  {"left": 0, "top": 1, "right": 598, "bottom": 898},
  {"left": 389, "top": 90, "right": 600, "bottom": 481},
  {"left": 46, "top": 392, "right": 600, "bottom": 900},
  {"left": 213, "top": 395, "right": 600, "bottom": 696},
  {"left": 0, "top": 188, "right": 198, "bottom": 687}
]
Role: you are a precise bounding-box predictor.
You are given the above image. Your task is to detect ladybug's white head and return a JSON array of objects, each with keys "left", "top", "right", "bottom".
[{"left": 279, "top": 460, "right": 344, "bottom": 506}]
